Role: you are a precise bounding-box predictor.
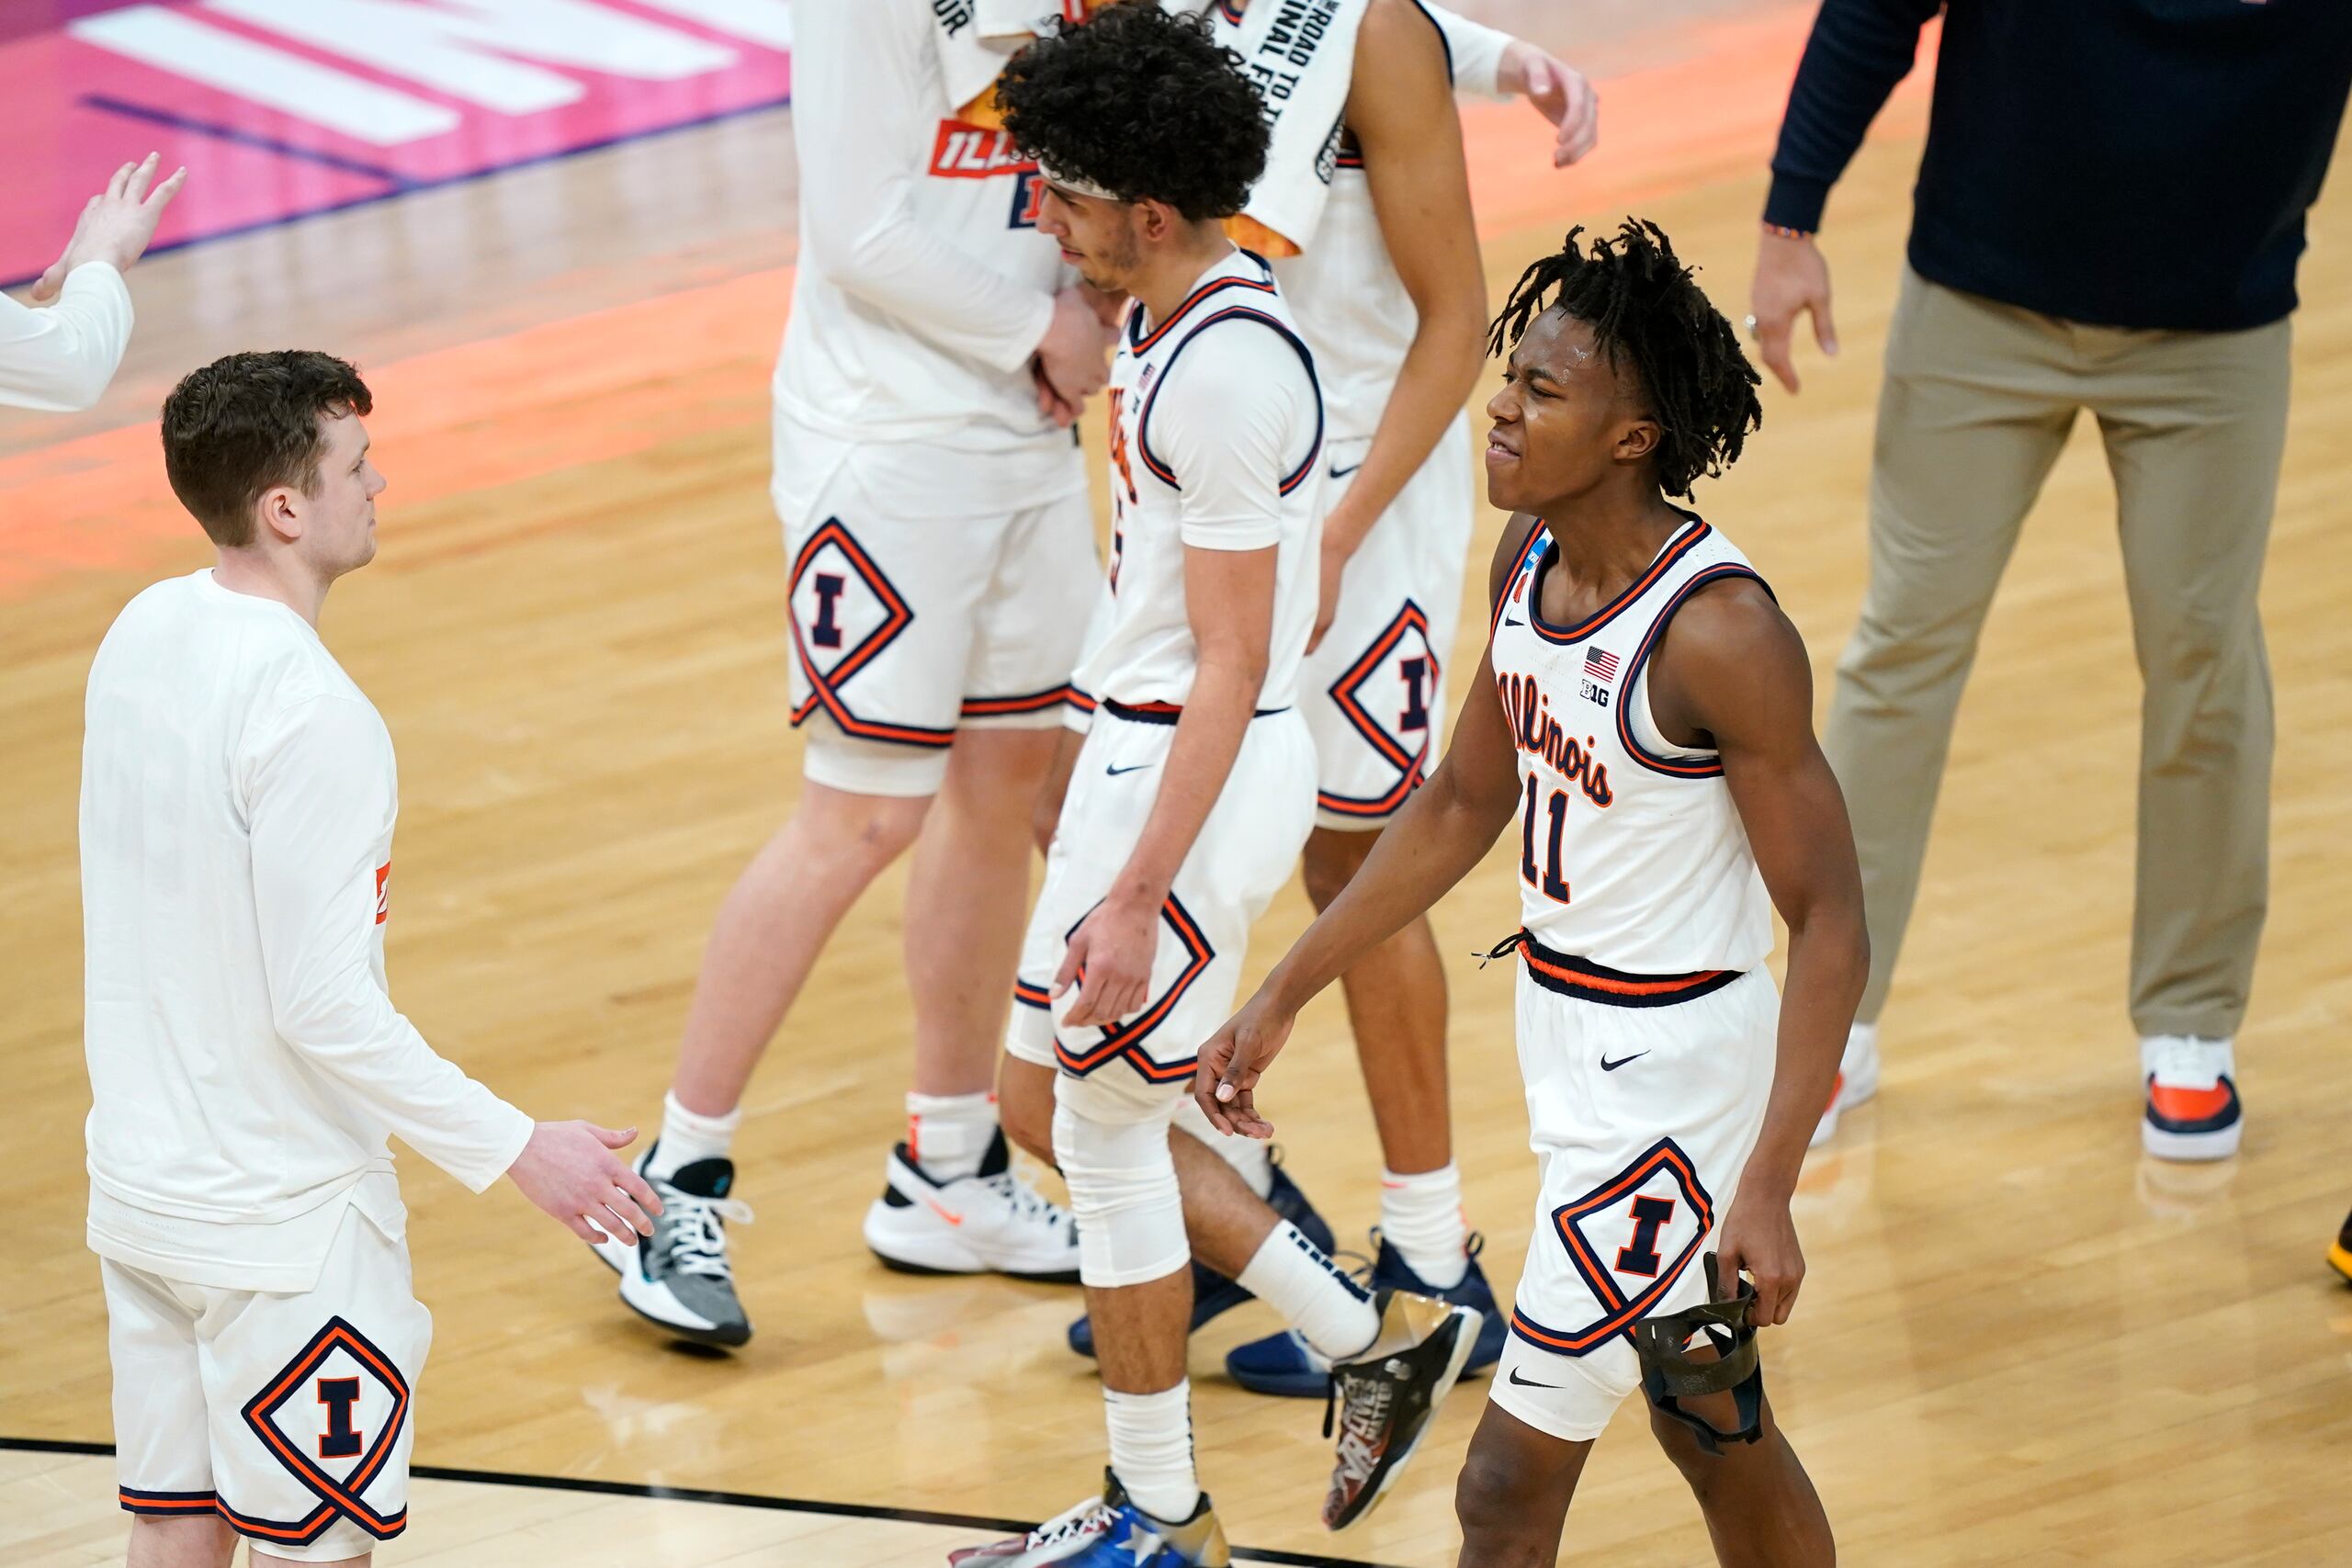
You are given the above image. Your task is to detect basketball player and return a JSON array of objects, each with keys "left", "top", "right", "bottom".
[
  {"left": 1035, "top": 0, "right": 1605, "bottom": 1399},
  {"left": 586, "top": 0, "right": 1125, "bottom": 1345},
  {"left": 82, "top": 351, "right": 661, "bottom": 1568},
  {"left": 951, "top": 12, "right": 1477, "bottom": 1563},
  {"left": 1198, "top": 222, "right": 1863, "bottom": 1566}
]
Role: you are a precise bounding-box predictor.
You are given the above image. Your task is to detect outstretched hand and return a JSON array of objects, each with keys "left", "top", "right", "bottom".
[
  {"left": 1502, "top": 41, "right": 1600, "bottom": 168},
  {"left": 508, "top": 1121, "right": 663, "bottom": 1246},
  {"left": 32, "top": 153, "right": 187, "bottom": 304},
  {"left": 1191, "top": 990, "right": 1299, "bottom": 1140}
]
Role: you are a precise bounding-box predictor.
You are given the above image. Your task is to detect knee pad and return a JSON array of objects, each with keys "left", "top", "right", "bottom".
[
  {"left": 1052, "top": 1081, "right": 1186, "bottom": 1288},
  {"left": 1633, "top": 1255, "right": 1764, "bottom": 1457}
]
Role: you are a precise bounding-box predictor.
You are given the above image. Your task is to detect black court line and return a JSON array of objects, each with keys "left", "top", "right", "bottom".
[
  {"left": 0, "top": 89, "right": 797, "bottom": 294},
  {"left": 0, "top": 1437, "right": 1412, "bottom": 1568}
]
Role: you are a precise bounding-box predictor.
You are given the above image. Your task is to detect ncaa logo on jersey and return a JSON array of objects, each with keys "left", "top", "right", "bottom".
[
  {"left": 241, "top": 1316, "right": 412, "bottom": 1542},
  {"left": 1510, "top": 1137, "right": 1716, "bottom": 1357}
]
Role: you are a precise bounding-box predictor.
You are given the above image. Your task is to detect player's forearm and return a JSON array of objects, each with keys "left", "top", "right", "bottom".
[
  {"left": 1263, "top": 754, "right": 1504, "bottom": 1011},
  {"left": 0, "top": 264, "right": 131, "bottom": 412},
  {"left": 1112, "top": 655, "right": 1260, "bottom": 906},
  {"left": 1741, "top": 907, "right": 1867, "bottom": 1199},
  {"left": 1325, "top": 312, "right": 1485, "bottom": 558},
  {"left": 275, "top": 989, "right": 535, "bottom": 1190}
]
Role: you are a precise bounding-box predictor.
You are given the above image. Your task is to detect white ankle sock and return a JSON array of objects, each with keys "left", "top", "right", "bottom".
[
  {"left": 1171, "top": 1094, "right": 1274, "bottom": 1200},
  {"left": 1379, "top": 1163, "right": 1469, "bottom": 1290},
  {"left": 1238, "top": 1221, "right": 1378, "bottom": 1361},
  {"left": 1104, "top": 1382, "right": 1198, "bottom": 1523},
  {"left": 907, "top": 1090, "right": 997, "bottom": 1182},
  {"left": 648, "top": 1091, "right": 740, "bottom": 1181}
]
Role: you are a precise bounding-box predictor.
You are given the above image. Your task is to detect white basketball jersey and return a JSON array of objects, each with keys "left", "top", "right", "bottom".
[
  {"left": 1487, "top": 516, "right": 1775, "bottom": 976},
  {"left": 1269, "top": 137, "right": 1412, "bottom": 442},
  {"left": 1078, "top": 250, "right": 1326, "bottom": 712}
]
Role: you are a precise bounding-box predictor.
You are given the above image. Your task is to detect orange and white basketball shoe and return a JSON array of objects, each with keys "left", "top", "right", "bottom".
[
  {"left": 2140, "top": 1035, "right": 2242, "bottom": 1161},
  {"left": 1809, "top": 1022, "right": 1880, "bottom": 1148}
]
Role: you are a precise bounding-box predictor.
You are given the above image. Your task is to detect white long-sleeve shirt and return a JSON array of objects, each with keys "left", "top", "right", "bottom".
[
  {"left": 82, "top": 570, "right": 533, "bottom": 1292},
  {"left": 768, "top": 0, "right": 1083, "bottom": 525},
  {"left": 1, "top": 263, "right": 133, "bottom": 412}
]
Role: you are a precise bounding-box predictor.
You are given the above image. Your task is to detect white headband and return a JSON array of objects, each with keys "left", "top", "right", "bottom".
[{"left": 1036, "top": 160, "right": 1128, "bottom": 203}]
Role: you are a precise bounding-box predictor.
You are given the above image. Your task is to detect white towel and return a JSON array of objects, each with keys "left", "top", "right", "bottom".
[
  {"left": 932, "top": 0, "right": 1084, "bottom": 118},
  {"left": 1208, "top": 0, "right": 1369, "bottom": 256}
]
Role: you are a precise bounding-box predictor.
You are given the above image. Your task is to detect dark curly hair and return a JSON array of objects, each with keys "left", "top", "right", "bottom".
[
  {"left": 998, "top": 5, "right": 1268, "bottom": 222},
  {"left": 1488, "top": 220, "right": 1763, "bottom": 498},
  {"left": 162, "top": 351, "right": 373, "bottom": 547}
]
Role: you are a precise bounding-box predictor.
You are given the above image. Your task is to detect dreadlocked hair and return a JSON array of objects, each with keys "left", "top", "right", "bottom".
[{"left": 1487, "top": 220, "right": 1763, "bottom": 498}]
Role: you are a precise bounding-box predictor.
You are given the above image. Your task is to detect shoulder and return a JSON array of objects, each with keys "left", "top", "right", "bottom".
[
  {"left": 1155, "top": 310, "right": 1315, "bottom": 414},
  {"left": 1354, "top": 0, "right": 1449, "bottom": 82},
  {"left": 1653, "top": 572, "right": 1809, "bottom": 726}
]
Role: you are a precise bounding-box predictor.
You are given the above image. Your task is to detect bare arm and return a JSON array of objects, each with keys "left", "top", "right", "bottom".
[
  {"left": 1194, "top": 514, "right": 1544, "bottom": 1134},
  {"left": 1312, "top": 0, "right": 1488, "bottom": 647},
  {"left": 1648, "top": 579, "right": 1868, "bottom": 1323},
  {"left": 1057, "top": 546, "right": 1273, "bottom": 1027}
]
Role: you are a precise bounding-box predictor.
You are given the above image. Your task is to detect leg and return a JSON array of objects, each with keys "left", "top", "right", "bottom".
[
  {"left": 1453, "top": 1402, "right": 1593, "bottom": 1567},
  {"left": 126, "top": 1517, "right": 237, "bottom": 1568},
  {"left": 1648, "top": 1394, "right": 1834, "bottom": 1567},
  {"left": 251, "top": 1553, "right": 368, "bottom": 1568},
  {"left": 1824, "top": 268, "right": 2079, "bottom": 1025},
  {"left": 1053, "top": 1073, "right": 1200, "bottom": 1520},
  {"left": 905, "top": 728, "right": 1061, "bottom": 1100},
  {"left": 671, "top": 774, "right": 930, "bottom": 1116},
  {"left": 2091, "top": 318, "right": 2290, "bottom": 1041},
  {"left": 1001, "top": 1053, "right": 1282, "bottom": 1279}
]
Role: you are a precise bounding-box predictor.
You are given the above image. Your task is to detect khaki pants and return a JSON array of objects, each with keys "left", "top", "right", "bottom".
[{"left": 1828, "top": 267, "right": 2290, "bottom": 1040}]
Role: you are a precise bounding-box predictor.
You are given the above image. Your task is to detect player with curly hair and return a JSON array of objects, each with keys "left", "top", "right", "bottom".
[
  {"left": 952, "top": 9, "right": 1480, "bottom": 1564},
  {"left": 1195, "top": 220, "right": 1860, "bottom": 1566}
]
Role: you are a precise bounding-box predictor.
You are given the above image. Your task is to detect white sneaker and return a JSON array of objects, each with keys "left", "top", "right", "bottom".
[
  {"left": 863, "top": 1129, "right": 1081, "bottom": 1281},
  {"left": 590, "top": 1145, "right": 755, "bottom": 1348},
  {"left": 2141, "top": 1035, "right": 2242, "bottom": 1161},
  {"left": 1809, "top": 1022, "right": 1880, "bottom": 1148}
]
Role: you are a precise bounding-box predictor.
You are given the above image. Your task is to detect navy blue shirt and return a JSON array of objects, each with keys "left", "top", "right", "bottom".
[{"left": 1765, "top": 0, "right": 2352, "bottom": 332}]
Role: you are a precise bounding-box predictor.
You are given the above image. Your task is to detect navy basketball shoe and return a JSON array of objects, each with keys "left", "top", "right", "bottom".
[
  {"left": 1227, "top": 1232, "right": 1505, "bottom": 1397},
  {"left": 1066, "top": 1149, "right": 1334, "bottom": 1359},
  {"left": 2330, "top": 1206, "right": 2352, "bottom": 1285}
]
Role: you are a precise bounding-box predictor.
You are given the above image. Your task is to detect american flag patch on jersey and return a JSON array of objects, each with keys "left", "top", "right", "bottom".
[{"left": 1584, "top": 647, "right": 1621, "bottom": 682}]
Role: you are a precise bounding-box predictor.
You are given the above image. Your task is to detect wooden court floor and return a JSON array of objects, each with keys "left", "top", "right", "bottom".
[{"left": 6, "top": 4, "right": 2350, "bottom": 1563}]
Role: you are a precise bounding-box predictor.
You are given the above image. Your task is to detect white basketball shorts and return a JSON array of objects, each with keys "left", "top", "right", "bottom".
[
  {"left": 1301, "top": 416, "right": 1475, "bottom": 831},
  {"left": 107, "top": 1199, "right": 431, "bottom": 1561},
  {"left": 1488, "top": 944, "right": 1779, "bottom": 1444},
  {"left": 1007, "top": 703, "right": 1317, "bottom": 1109},
  {"left": 778, "top": 444, "right": 1100, "bottom": 797}
]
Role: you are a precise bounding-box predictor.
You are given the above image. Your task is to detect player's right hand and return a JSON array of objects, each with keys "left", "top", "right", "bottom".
[
  {"left": 31, "top": 153, "right": 187, "bottom": 304},
  {"left": 1193, "top": 991, "right": 1298, "bottom": 1141},
  {"left": 1747, "top": 230, "right": 1838, "bottom": 396},
  {"left": 1035, "top": 286, "right": 1114, "bottom": 409},
  {"left": 507, "top": 1121, "right": 664, "bottom": 1246}
]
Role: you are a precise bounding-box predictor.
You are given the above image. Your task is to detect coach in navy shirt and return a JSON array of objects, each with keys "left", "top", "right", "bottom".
[{"left": 1749, "top": 0, "right": 2352, "bottom": 1162}]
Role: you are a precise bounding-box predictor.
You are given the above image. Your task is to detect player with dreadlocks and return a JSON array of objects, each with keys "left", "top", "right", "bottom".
[{"left": 1196, "top": 220, "right": 1861, "bottom": 1565}]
